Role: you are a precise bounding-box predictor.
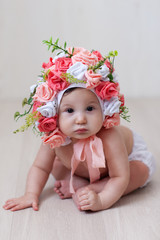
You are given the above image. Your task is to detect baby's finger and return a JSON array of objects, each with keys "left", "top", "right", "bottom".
[
  {"left": 79, "top": 199, "right": 90, "bottom": 206},
  {"left": 78, "top": 190, "right": 89, "bottom": 199},
  {"left": 78, "top": 187, "right": 90, "bottom": 196},
  {"left": 80, "top": 204, "right": 91, "bottom": 211},
  {"left": 4, "top": 198, "right": 17, "bottom": 204},
  {"left": 78, "top": 194, "right": 89, "bottom": 202},
  {"left": 10, "top": 205, "right": 24, "bottom": 211},
  {"left": 3, "top": 202, "right": 18, "bottom": 210},
  {"left": 32, "top": 202, "right": 39, "bottom": 211},
  {"left": 10, "top": 202, "right": 30, "bottom": 211}
]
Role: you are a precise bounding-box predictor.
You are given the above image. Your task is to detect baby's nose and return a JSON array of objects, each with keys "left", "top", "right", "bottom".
[{"left": 75, "top": 112, "right": 87, "bottom": 124}]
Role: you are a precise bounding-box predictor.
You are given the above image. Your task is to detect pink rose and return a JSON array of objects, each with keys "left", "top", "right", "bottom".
[
  {"left": 42, "top": 128, "right": 66, "bottom": 148},
  {"left": 67, "top": 47, "right": 86, "bottom": 56},
  {"left": 85, "top": 70, "right": 102, "bottom": 88},
  {"left": 43, "top": 65, "right": 56, "bottom": 81},
  {"left": 32, "top": 101, "right": 42, "bottom": 118},
  {"left": 105, "top": 59, "right": 114, "bottom": 72},
  {"left": 119, "top": 94, "right": 125, "bottom": 107},
  {"left": 92, "top": 51, "right": 103, "bottom": 61},
  {"left": 55, "top": 57, "right": 72, "bottom": 72},
  {"left": 33, "top": 82, "right": 56, "bottom": 102},
  {"left": 38, "top": 115, "right": 57, "bottom": 132},
  {"left": 32, "top": 101, "right": 42, "bottom": 112},
  {"left": 72, "top": 50, "right": 98, "bottom": 66},
  {"left": 42, "top": 58, "right": 54, "bottom": 69},
  {"left": 47, "top": 70, "right": 69, "bottom": 91},
  {"left": 103, "top": 113, "right": 120, "bottom": 129},
  {"left": 95, "top": 81, "right": 119, "bottom": 100}
]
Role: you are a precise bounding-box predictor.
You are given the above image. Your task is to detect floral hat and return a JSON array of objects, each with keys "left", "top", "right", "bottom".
[{"left": 14, "top": 38, "right": 130, "bottom": 148}]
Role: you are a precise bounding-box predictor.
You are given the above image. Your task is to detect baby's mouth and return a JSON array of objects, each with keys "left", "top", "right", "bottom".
[{"left": 75, "top": 128, "right": 88, "bottom": 134}]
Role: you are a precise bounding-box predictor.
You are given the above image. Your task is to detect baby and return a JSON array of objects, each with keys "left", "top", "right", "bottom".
[{"left": 3, "top": 39, "right": 155, "bottom": 212}]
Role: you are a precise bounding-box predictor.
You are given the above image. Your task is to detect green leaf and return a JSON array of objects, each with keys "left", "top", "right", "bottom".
[
  {"left": 109, "top": 51, "right": 114, "bottom": 57},
  {"left": 57, "top": 51, "right": 62, "bottom": 55},
  {"left": 107, "top": 73, "right": 113, "bottom": 81},
  {"left": 49, "top": 37, "right": 52, "bottom": 44},
  {"left": 72, "top": 47, "right": 75, "bottom": 54},
  {"left": 64, "top": 41, "right": 67, "bottom": 49},
  {"left": 27, "top": 97, "right": 33, "bottom": 105},
  {"left": 55, "top": 38, "right": 59, "bottom": 45},
  {"left": 22, "top": 98, "right": 28, "bottom": 107},
  {"left": 52, "top": 47, "right": 56, "bottom": 53},
  {"left": 114, "top": 50, "right": 118, "bottom": 56},
  {"left": 14, "top": 112, "right": 20, "bottom": 120}
]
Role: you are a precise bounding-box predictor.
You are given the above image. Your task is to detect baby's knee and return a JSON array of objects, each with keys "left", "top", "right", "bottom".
[{"left": 129, "top": 160, "right": 149, "bottom": 187}]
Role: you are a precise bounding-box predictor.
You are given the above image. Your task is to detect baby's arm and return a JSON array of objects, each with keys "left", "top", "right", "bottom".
[
  {"left": 98, "top": 128, "right": 130, "bottom": 210},
  {"left": 3, "top": 143, "right": 55, "bottom": 211}
]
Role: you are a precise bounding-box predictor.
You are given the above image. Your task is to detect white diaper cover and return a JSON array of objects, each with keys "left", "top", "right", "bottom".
[{"left": 128, "top": 131, "right": 156, "bottom": 187}]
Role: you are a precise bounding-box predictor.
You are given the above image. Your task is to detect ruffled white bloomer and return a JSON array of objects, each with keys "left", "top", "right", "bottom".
[{"left": 128, "top": 130, "right": 156, "bottom": 187}]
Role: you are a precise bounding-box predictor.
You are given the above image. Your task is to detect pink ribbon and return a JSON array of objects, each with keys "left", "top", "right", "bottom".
[{"left": 70, "top": 135, "right": 106, "bottom": 193}]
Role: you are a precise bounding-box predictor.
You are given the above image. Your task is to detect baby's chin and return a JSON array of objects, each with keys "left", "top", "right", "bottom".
[{"left": 70, "top": 133, "right": 96, "bottom": 142}]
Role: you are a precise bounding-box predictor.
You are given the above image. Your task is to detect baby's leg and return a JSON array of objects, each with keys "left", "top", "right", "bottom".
[
  {"left": 52, "top": 157, "right": 89, "bottom": 199},
  {"left": 74, "top": 160, "right": 149, "bottom": 211},
  {"left": 52, "top": 156, "right": 71, "bottom": 181},
  {"left": 123, "top": 160, "right": 149, "bottom": 195}
]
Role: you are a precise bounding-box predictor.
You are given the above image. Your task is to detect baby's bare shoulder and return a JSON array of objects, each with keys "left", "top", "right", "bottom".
[
  {"left": 98, "top": 126, "right": 122, "bottom": 140},
  {"left": 98, "top": 126, "right": 133, "bottom": 154}
]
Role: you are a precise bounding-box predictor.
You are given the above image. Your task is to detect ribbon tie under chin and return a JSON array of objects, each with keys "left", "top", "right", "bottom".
[{"left": 70, "top": 135, "right": 106, "bottom": 193}]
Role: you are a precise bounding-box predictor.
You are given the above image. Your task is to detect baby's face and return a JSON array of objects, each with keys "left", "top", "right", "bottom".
[{"left": 58, "top": 88, "right": 103, "bottom": 141}]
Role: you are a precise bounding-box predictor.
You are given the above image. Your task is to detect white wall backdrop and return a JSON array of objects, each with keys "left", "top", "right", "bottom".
[{"left": 0, "top": 0, "right": 160, "bottom": 100}]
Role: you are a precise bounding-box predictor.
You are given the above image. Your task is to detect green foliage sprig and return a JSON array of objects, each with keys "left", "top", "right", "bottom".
[
  {"left": 13, "top": 86, "right": 40, "bottom": 134},
  {"left": 120, "top": 106, "right": 130, "bottom": 122},
  {"left": 14, "top": 87, "right": 37, "bottom": 122},
  {"left": 41, "top": 69, "right": 50, "bottom": 81},
  {"left": 13, "top": 111, "right": 41, "bottom": 134},
  {"left": 43, "top": 37, "right": 74, "bottom": 57},
  {"left": 89, "top": 50, "right": 118, "bottom": 72},
  {"left": 61, "top": 73, "right": 87, "bottom": 84},
  {"left": 88, "top": 50, "right": 118, "bottom": 83},
  {"left": 107, "top": 50, "right": 118, "bottom": 65}
]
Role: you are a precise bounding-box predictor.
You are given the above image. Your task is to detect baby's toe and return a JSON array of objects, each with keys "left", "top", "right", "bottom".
[{"left": 54, "top": 181, "right": 61, "bottom": 189}]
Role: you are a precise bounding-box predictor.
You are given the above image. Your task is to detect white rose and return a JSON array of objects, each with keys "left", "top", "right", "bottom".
[
  {"left": 66, "top": 62, "right": 88, "bottom": 80},
  {"left": 37, "top": 100, "right": 57, "bottom": 117},
  {"left": 103, "top": 97, "right": 121, "bottom": 117},
  {"left": 30, "top": 84, "right": 37, "bottom": 94},
  {"left": 97, "top": 64, "right": 110, "bottom": 81},
  {"left": 112, "top": 72, "right": 118, "bottom": 82},
  {"left": 53, "top": 52, "right": 67, "bottom": 63},
  {"left": 30, "top": 78, "right": 44, "bottom": 93}
]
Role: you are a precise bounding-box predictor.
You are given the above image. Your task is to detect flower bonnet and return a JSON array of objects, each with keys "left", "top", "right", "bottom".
[{"left": 14, "top": 38, "right": 130, "bottom": 148}]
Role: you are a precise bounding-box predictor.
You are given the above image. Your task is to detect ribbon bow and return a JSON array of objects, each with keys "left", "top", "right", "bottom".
[{"left": 70, "top": 135, "right": 106, "bottom": 193}]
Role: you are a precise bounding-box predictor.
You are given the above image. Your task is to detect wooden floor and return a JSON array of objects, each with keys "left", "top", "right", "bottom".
[{"left": 0, "top": 98, "right": 160, "bottom": 240}]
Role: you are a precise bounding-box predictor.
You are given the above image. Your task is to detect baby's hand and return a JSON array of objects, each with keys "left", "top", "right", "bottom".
[{"left": 3, "top": 192, "right": 39, "bottom": 211}]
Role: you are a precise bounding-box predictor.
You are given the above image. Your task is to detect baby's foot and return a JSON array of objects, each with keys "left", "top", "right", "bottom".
[
  {"left": 54, "top": 180, "right": 72, "bottom": 199},
  {"left": 74, "top": 187, "right": 103, "bottom": 211}
]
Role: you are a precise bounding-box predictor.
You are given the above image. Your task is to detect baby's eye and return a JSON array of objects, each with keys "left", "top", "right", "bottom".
[
  {"left": 86, "top": 106, "right": 94, "bottom": 111},
  {"left": 67, "top": 108, "right": 74, "bottom": 113}
]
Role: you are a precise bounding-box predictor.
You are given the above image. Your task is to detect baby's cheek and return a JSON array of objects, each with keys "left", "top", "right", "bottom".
[
  {"left": 95, "top": 117, "right": 103, "bottom": 131},
  {"left": 58, "top": 119, "right": 70, "bottom": 135},
  {"left": 58, "top": 117, "right": 64, "bottom": 130}
]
